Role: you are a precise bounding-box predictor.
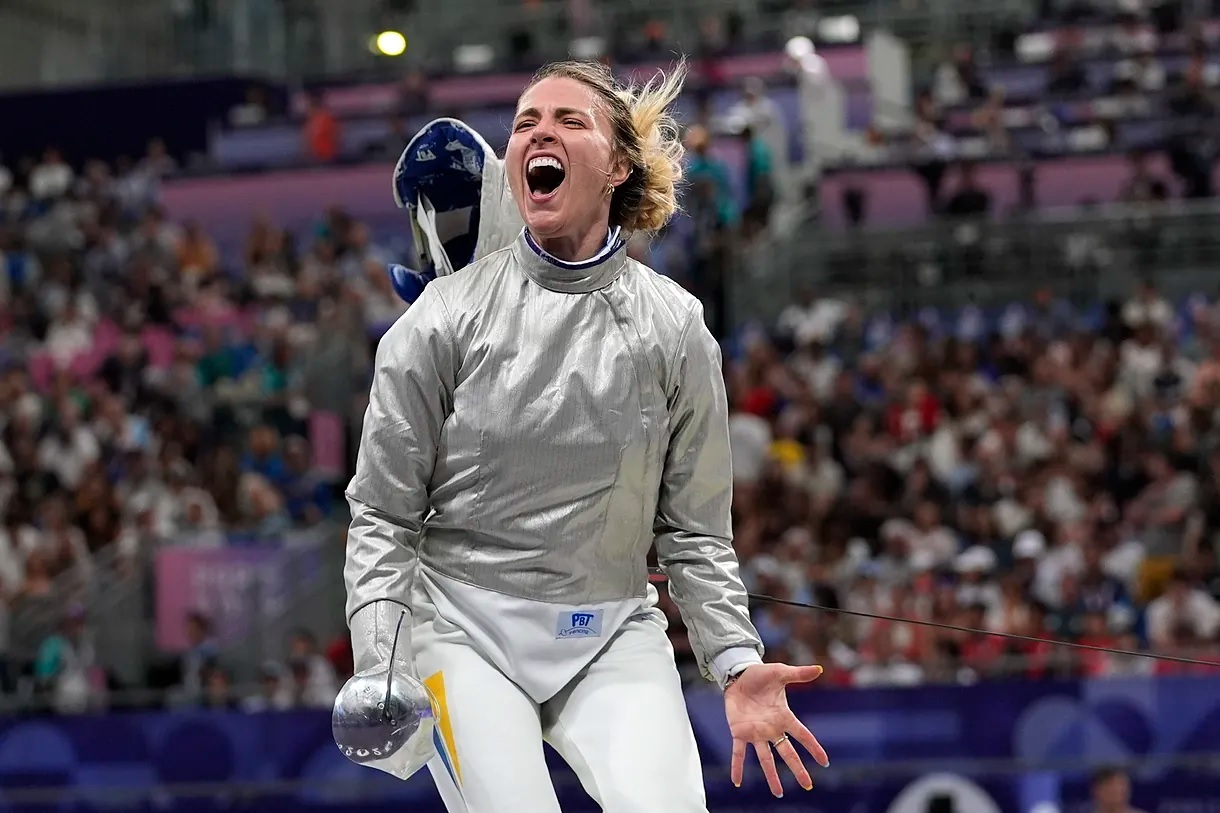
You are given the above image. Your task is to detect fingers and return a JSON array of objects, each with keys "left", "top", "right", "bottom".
[
  {"left": 730, "top": 737, "right": 746, "bottom": 788},
  {"left": 790, "top": 718, "right": 831, "bottom": 768},
  {"left": 774, "top": 738, "right": 813, "bottom": 791},
  {"left": 782, "top": 664, "right": 824, "bottom": 685},
  {"left": 754, "top": 740, "right": 784, "bottom": 798}
]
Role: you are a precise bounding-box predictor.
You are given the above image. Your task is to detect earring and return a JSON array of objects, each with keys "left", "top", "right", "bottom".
[{"left": 605, "top": 181, "right": 615, "bottom": 196}]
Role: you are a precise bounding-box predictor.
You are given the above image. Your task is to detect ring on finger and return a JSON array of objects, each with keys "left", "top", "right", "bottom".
[{"left": 772, "top": 734, "right": 790, "bottom": 746}]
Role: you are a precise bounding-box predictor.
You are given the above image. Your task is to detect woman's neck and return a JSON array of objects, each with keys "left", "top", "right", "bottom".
[{"left": 535, "top": 227, "right": 611, "bottom": 263}]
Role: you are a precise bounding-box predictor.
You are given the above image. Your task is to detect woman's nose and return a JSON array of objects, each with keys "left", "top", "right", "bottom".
[{"left": 530, "top": 123, "right": 558, "bottom": 144}]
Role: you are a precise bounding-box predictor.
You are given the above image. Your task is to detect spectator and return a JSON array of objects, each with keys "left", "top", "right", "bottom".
[
  {"left": 911, "top": 89, "right": 954, "bottom": 211},
  {"left": 1122, "top": 279, "right": 1174, "bottom": 332},
  {"left": 303, "top": 92, "right": 341, "bottom": 164},
  {"left": 1127, "top": 451, "right": 1198, "bottom": 599},
  {"left": 1145, "top": 567, "right": 1220, "bottom": 650},
  {"left": 286, "top": 629, "right": 337, "bottom": 699},
  {"left": 229, "top": 85, "right": 270, "bottom": 127},
  {"left": 177, "top": 220, "right": 220, "bottom": 286},
  {"left": 140, "top": 138, "right": 178, "bottom": 180},
  {"left": 201, "top": 664, "right": 237, "bottom": 710},
  {"left": 280, "top": 437, "right": 331, "bottom": 524},
  {"left": 738, "top": 126, "right": 775, "bottom": 237},
  {"left": 684, "top": 125, "right": 737, "bottom": 229},
  {"left": 933, "top": 44, "right": 989, "bottom": 106},
  {"left": 29, "top": 148, "right": 74, "bottom": 202},
  {"left": 941, "top": 162, "right": 991, "bottom": 218},
  {"left": 241, "top": 662, "right": 292, "bottom": 712},
  {"left": 33, "top": 605, "right": 102, "bottom": 714},
  {"left": 728, "top": 77, "right": 789, "bottom": 198},
  {"left": 1090, "top": 766, "right": 1147, "bottom": 813},
  {"left": 1047, "top": 47, "right": 1089, "bottom": 95},
  {"left": 239, "top": 473, "right": 292, "bottom": 537},
  {"left": 178, "top": 611, "right": 219, "bottom": 700}
]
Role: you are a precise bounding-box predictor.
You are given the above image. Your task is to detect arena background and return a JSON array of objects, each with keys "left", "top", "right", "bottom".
[{"left": 2, "top": 0, "right": 1220, "bottom": 811}]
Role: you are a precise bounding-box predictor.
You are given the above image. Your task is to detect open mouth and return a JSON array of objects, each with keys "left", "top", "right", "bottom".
[{"left": 526, "top": 156, "right": 566, "bottom": 199}]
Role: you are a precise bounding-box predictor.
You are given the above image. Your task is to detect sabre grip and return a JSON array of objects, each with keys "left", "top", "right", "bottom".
[{"left": 349, "top": 599, "right": 414, "bottom": 675}]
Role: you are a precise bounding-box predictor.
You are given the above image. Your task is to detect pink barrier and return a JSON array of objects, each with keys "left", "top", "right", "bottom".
[{"left": 309, "top": 410, "right": 346, "bottom": 481}]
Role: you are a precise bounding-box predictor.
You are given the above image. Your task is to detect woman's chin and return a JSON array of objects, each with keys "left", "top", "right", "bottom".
[{"left": 525, "top": 209, "right": 566, "bottom": 237}]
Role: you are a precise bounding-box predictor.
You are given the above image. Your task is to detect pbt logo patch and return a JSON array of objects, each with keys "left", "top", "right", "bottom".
[{"left": 556, "top": 609, "right": 604, "bottom": 639}]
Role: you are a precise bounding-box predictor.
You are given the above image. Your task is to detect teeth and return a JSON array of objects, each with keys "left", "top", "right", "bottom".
[{"left": 528, "top": 156, "right": 563, "bottom": 172}]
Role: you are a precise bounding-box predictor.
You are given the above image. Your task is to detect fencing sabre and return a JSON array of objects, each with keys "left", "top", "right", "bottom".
[{"left": 647, "top": 569, "right": 1220, "bottom": 669}]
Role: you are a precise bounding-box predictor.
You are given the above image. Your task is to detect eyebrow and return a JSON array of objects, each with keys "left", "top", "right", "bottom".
[{"left": 514, "top": 106, "right": 592, "bottom": 122}]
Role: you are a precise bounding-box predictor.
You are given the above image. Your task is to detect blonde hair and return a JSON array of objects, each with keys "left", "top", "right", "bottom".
[{"left": 527, "top": 59, "right": 687, "bottom": 234}]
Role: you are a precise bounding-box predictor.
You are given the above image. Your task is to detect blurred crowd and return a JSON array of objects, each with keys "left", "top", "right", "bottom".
[
  {"left": 899, "top": 3, "right": 1220, "bottom": 221},
  {"left": 656, "top": 278, "right": 1220, "bottom": 687},
  {"left": 0, "top": 142, "right": 403, "bottom": 712},
  {"left": 7, "top": 141, "right": 1220, "bottom": 713},
  {"left": 5, "top": 0, "right": 1220, "bottom": 717}
]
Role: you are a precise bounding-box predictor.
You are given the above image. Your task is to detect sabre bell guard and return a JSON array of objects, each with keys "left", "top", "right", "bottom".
[{"left": 333, "top": 606, "right": 437, "bottom": 780}]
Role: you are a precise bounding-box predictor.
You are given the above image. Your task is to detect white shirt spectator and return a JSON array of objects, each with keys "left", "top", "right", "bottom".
[
  {"left": 907, "top": 523, "right": 958, "bottom": 568},
  {"left": 45, "top": 312, "right": 94, "bottom": 370},
  {"left": 0, "top": 525, "right": 37, "bottom": 593},
  {"left": 1032, "top": 541, "right": 1085, "bottom": 608},
  {"left": 728, "top": 81, "right": 790, "bottom": 181},
  {"left": 169, "top": 486, "right": 223, "bottom": 537},
  {"left": 806, "top": 453, "right": 845, "bottom": 501},
  {"left": 1044, "top": 475, "right": 1088, "bottom": 525},
  {"left": 926, "top": 424, "right": 962, "bottom": 483},
  {"left": 792, "top": 351, "right": 841, "bottom": 402},
  {"left": 288, "top": 654, "right": 339, "bottom": 708},
  {"left": 778, "top": 297, "right": 848, "bottom": 345},
  {"left": 1122, "top": 292, "right": 1172, "bottom": 331},
  {"left": 995, "top": 498, "right": 1034, "bottom": 542},
  {"left": 1103, "top": 535, "right": 1145, "bottom": 586},
  {"left": 118, "top": 473, "right": 172, "bottom": 528},
  {"left": 37, "top": 426, "right": 100, "bottom": 491},
  {"left": 30, "top": 158, "right": 74, "bottom": 200},
  {"left": 1146, "top": 587, "right": 1220, "bottom": 647},
  {"left": 1015, "top": 420, "right": 1054, "bottom": 465},
  {"left": 956, "top": 547, "right": 1002, "bottom": 609},
  {"left": 1119, "top": 338, "right": 1163, "bottom": 399}
]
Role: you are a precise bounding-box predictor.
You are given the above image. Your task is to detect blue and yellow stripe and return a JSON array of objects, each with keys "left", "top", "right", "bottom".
[{"left": 424, "top": 671, "right": 462, "bottom": 787}]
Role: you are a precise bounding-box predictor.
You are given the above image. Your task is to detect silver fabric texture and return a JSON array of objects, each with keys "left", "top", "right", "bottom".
[{"left": 345, "top": 230, "right": 763, "bottom": 680}]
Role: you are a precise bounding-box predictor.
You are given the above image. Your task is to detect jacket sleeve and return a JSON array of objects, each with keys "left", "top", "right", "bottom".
[
  {"left": 653, "top": 303, "right": 763, "bottom": 686},
  {"left": 344, "top": 284, "right": 458, "bottom": 670}
]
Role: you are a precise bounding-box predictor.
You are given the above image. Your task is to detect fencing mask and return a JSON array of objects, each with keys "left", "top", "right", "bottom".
[{"left": 388, "top": 118, "right": 523, "bottom": 303}]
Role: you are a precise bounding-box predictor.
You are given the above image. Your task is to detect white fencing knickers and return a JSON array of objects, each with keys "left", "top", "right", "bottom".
[{"left": 410, "top": 582, "right": 710, "bottom": 813}]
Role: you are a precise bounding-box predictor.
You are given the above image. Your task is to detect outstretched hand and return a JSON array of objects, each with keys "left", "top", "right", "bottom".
[{"left": 724, "top": 663, "right": 829, "bottom": 797}]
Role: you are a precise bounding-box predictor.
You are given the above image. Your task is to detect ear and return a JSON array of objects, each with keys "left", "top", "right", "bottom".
[{"left": 608, "top": 153, "right": 631, "bottom": 189}]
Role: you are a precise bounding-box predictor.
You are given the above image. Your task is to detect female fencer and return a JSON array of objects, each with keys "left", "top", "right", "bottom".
[{"left": 340, "top": 59, "right": 829, "bottom": 812}]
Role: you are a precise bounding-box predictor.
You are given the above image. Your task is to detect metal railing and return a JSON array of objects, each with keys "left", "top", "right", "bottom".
[
  {"left": 9, "top": 545, "right": 149, "bottom": 685},
  {"left": 6, "top": 520, "right": 349, "bottom": 703},
  {"left": 729, "top": 197, "right": 1220, "bottom": 331},
  {"left": 217, "top": 524, "right": 350, "bottom": 681}
]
